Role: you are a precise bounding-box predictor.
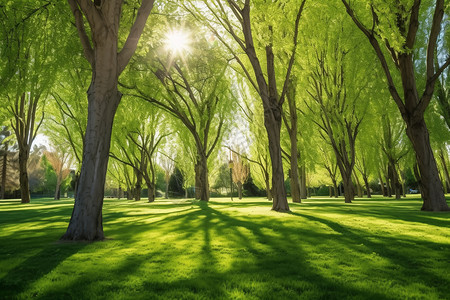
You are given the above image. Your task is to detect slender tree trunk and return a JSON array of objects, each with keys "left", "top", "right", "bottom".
[
  {"left": 353, "top": 173, "right": 363, "bottom": 198},
  {"left": 338, "top": 164, "right": 354, "bottom": 203},
  {"left": 439, "top": 148, "right": 450, "bottom": 192},
  {"left": 405, "top": 118, "right": 448, "bottom": 210},
  {"left": 265, "top": 175, "right": 272, "bottom": 201},
  {"left": 264, "top": 105, "right": 289, "bottom": 211},
  {"left": 286, "top": 80, "right": 301, "bottom": 203},
  {"left": 363, "top": 175, "right": 371, "bottom": 198},
  {"left": 300, "top": 165, "right": 307, "bottom": 199},
  {"left": 18, "top": 147, "right": 30, "bottom": 204},
  {"left": 1, "top": 144, "right": 7, "bottom": 199},
  {"left": 61, "top": 71, "right": 121, "bottom": 240},
  {"left": 195, "top": 153, "right": 209, "bottom": 201},
  {"left": 332, "top": 179, "right": 338, "bottom": 198},
  {"left": 237, "top": 182, "right": 243, "bottom": 199},
  {"left": 165, "top": 179, "right": 169, "bottom": 199},
  {"left": 54, "top": 175, "right": 62, "bottom": 200}
]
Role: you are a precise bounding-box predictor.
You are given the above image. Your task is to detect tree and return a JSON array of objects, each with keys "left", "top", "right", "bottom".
[
  {"left": 44, "top": 149, "right": 72, "bottom": 200},
  {"left": 306, "top": 41, "right": 364, "bottom": 203},
  {"left": 62, "top": 0, "right": 155, "bottom": 241},
  {"left": 184, "top": 0, "right": 307, "bottom": 211},
  {"left": 128, "top": 24, "right": 236, "bottom": 201},
  {"left": 231, "top": 151, "right": 249, "bottom": 199},
  {"left": 341, "top": 0, "right": 450, "bottom": 211}
]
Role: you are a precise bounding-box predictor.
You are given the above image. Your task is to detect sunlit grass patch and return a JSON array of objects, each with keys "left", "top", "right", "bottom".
[{"left": 0, "top": 196, "right": 449, "bottom": 299}]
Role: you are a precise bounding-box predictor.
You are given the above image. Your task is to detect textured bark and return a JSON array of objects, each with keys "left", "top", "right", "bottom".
[
  {"left": 363, "top": 175, "right": 371, "bottom": 198},
  {"left": 62, "top": 83, "right": 121, "bottom": 240},
  {"left": 1, "top": 144, "right": 7, "bottom": 199},
  {"left": 300, "top": 166, "right": 307, "bottom": 199},
  {"left": 284, "top": 79, "right": 301, "bottom": 203},
  {"left": 342, "top": 0, "right": 449, "bottom": 211},
  {"left": 439, "top": 148, "right": 450, "bottom": 192},
  {"left": 406, "top": 118, "right": 448, "bottom": 211},
  {"left": 195, "top": 154, "right": 209, "bottom": 201},
  {"left": 62, "top": 0, "right": 154, "bottom": 240},
  {"left": 237, "top": 182, "right": 243, "bottom": 199},
  {"left": 18, "top": 148, "right": 30, "bottom": 204}
]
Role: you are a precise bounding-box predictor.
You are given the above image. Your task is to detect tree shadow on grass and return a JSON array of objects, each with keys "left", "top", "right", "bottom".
[
  {"left": 0, "top": 241, "right": 87, "bottom": 299},
  {"left": 44, "top": 201, "right": 411, "bottom": 299}
]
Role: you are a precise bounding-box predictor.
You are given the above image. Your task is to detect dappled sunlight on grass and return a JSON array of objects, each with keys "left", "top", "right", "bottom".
[{"left": 0, "top": 196, "right": 449, "bottom": 299}]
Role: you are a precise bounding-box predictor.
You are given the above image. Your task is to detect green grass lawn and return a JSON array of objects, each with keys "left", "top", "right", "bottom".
[{"left": 0, "top": 196, "right": 449, "bottom": 299}]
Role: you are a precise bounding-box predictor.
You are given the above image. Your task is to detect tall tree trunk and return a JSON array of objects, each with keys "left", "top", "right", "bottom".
[
  {"left": 300, "top": 165, "right": 307, "bottom": 199},
  {"left": 378, "top": 171, "right": 386, "bottom": 196},
  {"left": 265, "top": 175, "right": 272, "bottom": 201},
  {"left": 265, "top": 114, "right": 288, "bottom": 211},
  {"left": 195, "top": 153, "right": 209, "bottom": 201},
  {"left": 237, "top": 182, "right": 243, "bottom": 199},
  {"left": 338, "top": 164, "right": 354, "bottom": 203},
  {"left": 406, "top": 118, "right": 448, "bottom": 210},
  {"left": 363, "top": 175, "right": 371, "bottom": 198},
  {"left": 1, "top": 144, "right": 7, "bottom": 199},
  {"left": 353, "top": 173, "right": 363, "bottom": 198},
  {"left": 285, "top": 79, "right": 301, "bottom": 203},
  {"left": 54, "top": 174, "right": 62, "bottom": 200},
  {"left": 439, "top": 148, "right": 450, "bottom": 192},
  {"left": 18, "top": 147, "right": 30, "bottom": 204},
  {"left": 61, "top": 73, "right": 121, "bottom": 240},
  {"left": 332, "top": 179, "right": 338, "bottom": 198}
]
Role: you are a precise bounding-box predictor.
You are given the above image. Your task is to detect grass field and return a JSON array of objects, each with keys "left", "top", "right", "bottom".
[{"left": 0, "top": 196, "right": 449, "bottom": 299}]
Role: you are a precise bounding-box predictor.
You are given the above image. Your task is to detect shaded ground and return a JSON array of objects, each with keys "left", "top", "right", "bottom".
[{"left": 0, "top": 196, "right": 449, "bottom": 299}]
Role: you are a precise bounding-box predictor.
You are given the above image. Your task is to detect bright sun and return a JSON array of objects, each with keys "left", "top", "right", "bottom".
[{"left": 165, "top": 30, "right": 191, "bottom": 54}]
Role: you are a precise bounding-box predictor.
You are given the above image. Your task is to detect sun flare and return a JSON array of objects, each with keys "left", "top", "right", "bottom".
[{"left": 165, "top": 29, "right": 191, "bottom": 54}]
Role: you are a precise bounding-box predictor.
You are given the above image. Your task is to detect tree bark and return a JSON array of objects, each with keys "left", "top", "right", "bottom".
[
  {"left": 300, "top": 165, "right": 307, "bottom": 199},
  {"left": 195, "top": 153, "right": 209, "bottom": 201},
  {"left": 237, "top": 182, "right": 243, "bottom": 199},
  {"left": 1, "top": 144, "right": 7, "bottom": 199},
  {"left": 18, "top": 148, "right": 30, "bottom": 204},
  {"left": 61, "top": 79, "right": 121, "bottom": 240},
  {"left": 363, "top": 175, "right": 371, "bottom": 198},
  {"left": 54, "top": 174, "right": 62, "bottom": 200},
  {"left": 62, "top": 0, "right": 154, "bottom": 240},
  {"left": 439, "top": 148, "right": 450, "bottom": 192},
  {"left": 406, "top": 118, "right": 448, "bottom": 210}
]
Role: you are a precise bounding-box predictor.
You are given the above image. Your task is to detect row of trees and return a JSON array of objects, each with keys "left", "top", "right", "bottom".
[{"left": 0, "top": 0, "right": 449, "bottom": 241}]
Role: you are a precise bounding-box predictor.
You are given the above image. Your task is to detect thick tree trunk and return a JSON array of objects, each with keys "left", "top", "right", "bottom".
[
  {"left": 195, "top": 154, "right": 209, "bottom": 201},
  {"left": 405, "top": 118, "right": 449, "bottom": 211},
  {"left": 18, "top": 148, "right": 30, "bottom": 204},
  {"left": 61, "top": 74, "right": 121, "bottom": 240},
  {"left": 1, "top": 144, "right": 7, "bottom": 199}
]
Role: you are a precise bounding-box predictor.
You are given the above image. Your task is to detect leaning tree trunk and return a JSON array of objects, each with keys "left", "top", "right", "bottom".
[
  {"left": 18, "top": 147, "right": 30, "bottom": 204},
  {"left": 1, "top": 144, "right": 7, "bottom": 199},
  {"left": 61, "top": 64, "right": 121, "bottom": 240},
  {"left": 195, "top": 153, "right": 209, "bottom": 201},
  {"left": 405, "top": 118, "right": 449, "bottom": 211}
]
